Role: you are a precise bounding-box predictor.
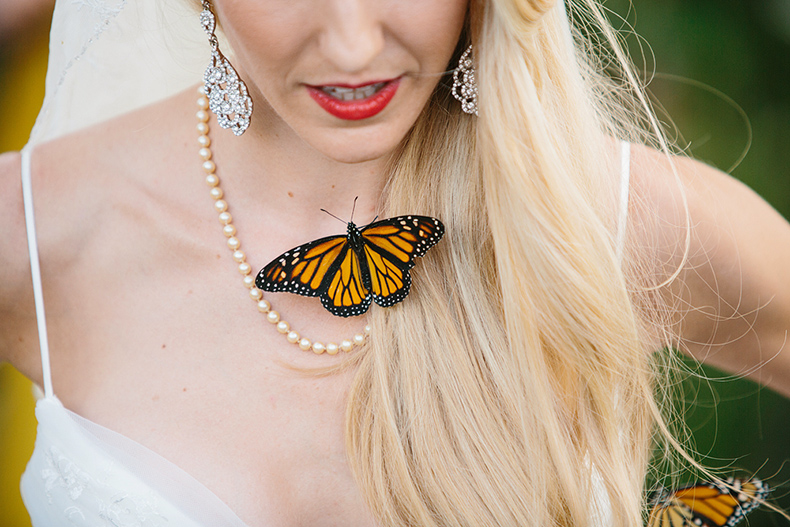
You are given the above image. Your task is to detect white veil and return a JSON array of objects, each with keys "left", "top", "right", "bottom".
[{"left": 25, "top": 0, "right": 207, "bottom": 148}]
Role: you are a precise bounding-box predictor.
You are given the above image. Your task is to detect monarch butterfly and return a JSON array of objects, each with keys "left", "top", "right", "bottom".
[
  {"left": 647, "top": 477, "right": 768, "bottom": 527},
  {"left": 255, "top": 213, "right": 444, "bottom": 317}
]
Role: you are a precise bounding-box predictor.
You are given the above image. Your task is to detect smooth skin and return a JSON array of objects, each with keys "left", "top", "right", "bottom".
[{"left": 0, "top": 0, "right": 788, "bottom": 525}]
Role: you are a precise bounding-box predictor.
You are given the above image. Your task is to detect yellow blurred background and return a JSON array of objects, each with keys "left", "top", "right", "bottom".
[{"left": 0, "top": 1, "right": 52, "bottom": 524}]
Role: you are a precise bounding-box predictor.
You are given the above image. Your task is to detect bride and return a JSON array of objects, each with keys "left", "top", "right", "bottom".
[{"left": 1, "top": 0, "right": 788, "bottom": 525}]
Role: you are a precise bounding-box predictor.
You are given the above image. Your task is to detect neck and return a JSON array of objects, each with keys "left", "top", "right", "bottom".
[
  {"left": 206, "top": 99, "right": 391, "bottom": 238},
  {"left": 191, "top": 86, "right": 373, "bottom": 358}
]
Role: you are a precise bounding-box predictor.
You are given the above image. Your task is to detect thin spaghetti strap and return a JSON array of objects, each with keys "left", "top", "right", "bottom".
[
  {"left": 21, "top": 146, "right": 54, "bottom": 399},
  {"left": 615, "top": 141, "right": 631, "bottom": 264}
]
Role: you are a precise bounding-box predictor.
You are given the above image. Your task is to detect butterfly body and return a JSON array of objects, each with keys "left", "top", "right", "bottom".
[
  {"left": 647, "top": 478, "right": 768, "bottom": 527},
  {"left": 256, "top": 215, "right": 444, "bottom": 317},
  {"left": 344, "top": 221, "right": 371, "bottom": 287}
]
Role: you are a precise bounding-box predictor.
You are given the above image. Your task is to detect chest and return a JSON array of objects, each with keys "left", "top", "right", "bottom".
[
  {"left": 39, "top": 322, "right": 374, "bottom": 525},
  {"left": 27, "top": 262, "right": 375, "bottom": 526},
  {"left": 19, "top": 183, "right": 380, "bottom": 524}
]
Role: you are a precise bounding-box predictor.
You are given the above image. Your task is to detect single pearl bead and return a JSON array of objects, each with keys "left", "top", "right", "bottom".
[
  {"left": 250, "top": 288, "right": 263, "bottom": 301},
  {"left": 267, "top": 310, "right": 280, "bottom": 324},
  {"left": 198, "top": 86, "right": 206, "bottom": 95},
  {"left": 199, "top": 147, "right": 212, "bottom": 160},
  {"left": 210, "top": 187, "right": 224, "bottom": 200},
  {"left": 214, "top": 200, "right": 228, "bottom": 213},
  {"left": 198, "top": 134, "right": 210, "bottom": 147},
  {"left": 223, "top": 224, "right": 236, "bottom": 237},
  {"left": 257, "top": 299, "right": 271, "bottom": 312},
  {"left": 353, "top": 334, "right": 365, "bottom": 346},
  {"left": 312, "top": 342, "right": 326, "bottom": 354},
  {"left": 326, "top": 342, "right": 339, "bottom": 355},
  {"left": 276, "top": 321, "right": 290, "bottom": 334},
  {"left": 287, "top": 331, "right": 300, "bottom": 344},
  {"left": 227, "top": 236, "right": 240, "bottom": 250},
  {"left": 233, "top": 250, "right": 246, "bottom": 263},
  {"left": 364, "top": 324, "right": 371, "bottom": 334},
  {"left": 206, "top": 174, "right": 219, "bottom": 187},
  {"left": 202, "top": 160, "right": 216, "bottom": 174},
  {"left": 218, "top": 211, "right": 232, "bottom": 224},
  {"left": 197, "top": 97, "right": 209, "bottom": 109},
  {"left": 197, "top": 122, "right": 209, "bottom": 135},
  {"left": 243, "top": 275, "right": 255, "bottom": 288},
  {"left": 298, "top": 338, "right": 312, "bottom": 351},
  {"left": 197, "top": 110, "right": 209, "bottom": 122},
  {"left": 238, "top": 262, "right": 251, "bottom": 275},
  {"left": 340, "top": 340, "right": 353, "bottom": 352}
]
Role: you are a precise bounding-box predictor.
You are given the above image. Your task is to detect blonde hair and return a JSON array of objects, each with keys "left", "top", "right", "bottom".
[{"left": 345, "top": 0, "right": 680, "bottom": 525}]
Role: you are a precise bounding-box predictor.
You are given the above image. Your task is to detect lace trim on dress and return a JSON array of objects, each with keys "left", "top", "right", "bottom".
[{"left": 22, "top": 396, "right": 251, "bottom": 526}]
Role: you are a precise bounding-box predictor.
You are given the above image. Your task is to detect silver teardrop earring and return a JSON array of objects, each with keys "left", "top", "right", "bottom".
[
  {"left": 452, "top": 45, "right": 478, "bottom": 116},
  {"left": 200, "top": 0, "right": 253, "bottom": 136}
]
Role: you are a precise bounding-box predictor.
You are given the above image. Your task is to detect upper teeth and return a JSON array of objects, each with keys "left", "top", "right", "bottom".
[{"left": 322, "top": 82, "right": 385, "bottom": 101}]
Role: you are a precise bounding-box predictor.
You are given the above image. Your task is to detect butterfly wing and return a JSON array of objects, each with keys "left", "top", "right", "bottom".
[
  {"left": 320, "top": 240, "right": 373, "bottom": 317},
  {"left": 256, "top": 214, "right": 444, "bottom": 317},
  {"left": 256, "top": 235, "right": 349, "bottom": 297},
  {"left": 360, "top": 215, "right": 444, "bottom": 308},
  {"left": 256, "top": 234, "right": 373, "bottom": 317},
  {"left": 647, "top": 478, "right": 768, "bottom": 527}
]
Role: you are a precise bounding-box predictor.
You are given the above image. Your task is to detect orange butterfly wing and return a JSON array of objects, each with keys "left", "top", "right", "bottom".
[
  {"left": 361, "top": 216, "right": 444, "bottom": 308},
  {"left": 256, "top": 235, "right": 348, "bottom": 297},
  {"left": 647, "top": 478, "right": 768, "bottom": 527},
  {"left": 256, "top": 235, "right": 372, "bottom": 317},
  {"left": 321, "top": 242, "right": 372, "bottom": 317}
]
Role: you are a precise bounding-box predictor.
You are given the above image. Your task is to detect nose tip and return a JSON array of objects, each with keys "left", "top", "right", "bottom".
[{"left": 320, "top": 3, "right": 385, "bottom": 73}]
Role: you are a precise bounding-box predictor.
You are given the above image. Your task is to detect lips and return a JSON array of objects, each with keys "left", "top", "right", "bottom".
[{"left": 307, "top": 78, "right": 400, "bottom": 120}]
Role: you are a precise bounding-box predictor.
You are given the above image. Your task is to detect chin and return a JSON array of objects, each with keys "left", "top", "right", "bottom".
[
  {"left": 309, "top": 128, "right": 406, "bottom": 165},
  {"left": 323, "top": 145, "right": 396, "bottom": 164}
]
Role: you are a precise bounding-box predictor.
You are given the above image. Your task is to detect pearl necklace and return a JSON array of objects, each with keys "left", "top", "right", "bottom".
[{"left": 195, "top": 87, "right": 369, "bottom": 355}]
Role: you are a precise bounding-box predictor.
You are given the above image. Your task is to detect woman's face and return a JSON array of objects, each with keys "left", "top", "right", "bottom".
[{"left": 214, "top": 0, "right": 468, "bottom": 163}]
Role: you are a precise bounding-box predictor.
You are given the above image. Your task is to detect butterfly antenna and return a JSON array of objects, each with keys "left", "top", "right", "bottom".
[
  {"left": 320, "top": 208, "right": 347, "bottom": 225},
  {"left": 350, "top": 196, "right": 359, "bottom": 222}
]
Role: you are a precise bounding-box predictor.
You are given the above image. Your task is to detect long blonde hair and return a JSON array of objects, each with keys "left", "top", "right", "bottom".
[{"left": 346, "top": 0, "right": 679, "bottom": 525}]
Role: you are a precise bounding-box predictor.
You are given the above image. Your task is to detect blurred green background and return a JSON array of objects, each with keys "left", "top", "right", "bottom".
[
  {"left": 605, "top": 0, "right": 790, "bottom": 524},
  {"left": 1, "top": 0, "right": 788, "bottom": 525}
]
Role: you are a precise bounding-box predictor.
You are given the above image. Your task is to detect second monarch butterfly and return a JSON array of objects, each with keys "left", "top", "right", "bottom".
[
  {"left": 256, "top": 212, "right": 444, "bottom": 317},
  {"left": 647, "top": 477, "right": 769, "bottom": 527}
]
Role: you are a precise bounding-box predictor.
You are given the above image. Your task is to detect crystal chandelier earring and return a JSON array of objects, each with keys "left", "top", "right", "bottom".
[
  {"left": 200, "top": 0, "right": 253, "bottom": 136},
  {"left": 451, "top": 45, "right": 478, "bottom": 116}
]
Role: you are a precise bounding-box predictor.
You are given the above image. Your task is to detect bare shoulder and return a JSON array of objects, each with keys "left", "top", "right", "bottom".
[
  {"left": 629, "top": 144, "right": 790, "bottom": 395},
  {"left": 0, "top": 87, "right": 198, "bottom": 377},
  {"left": 0, "top": 150, "right": 38, "bottom": 368},
  {"left": 0, "top": 151, "right": 27, "bottom": 294},
  {"left": 628, "top": 143, "right": 732, "bottom": 215},
  {"left": 0, "top": 142, "right": 89, "bottom": 376},
  {"left": 628, "top": 143, "right": 785, "bottom": 257}
]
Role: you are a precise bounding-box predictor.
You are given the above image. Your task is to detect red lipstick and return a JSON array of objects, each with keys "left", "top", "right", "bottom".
[{"left": 307, "top": 79, "right": 400, "bottom": 120}]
